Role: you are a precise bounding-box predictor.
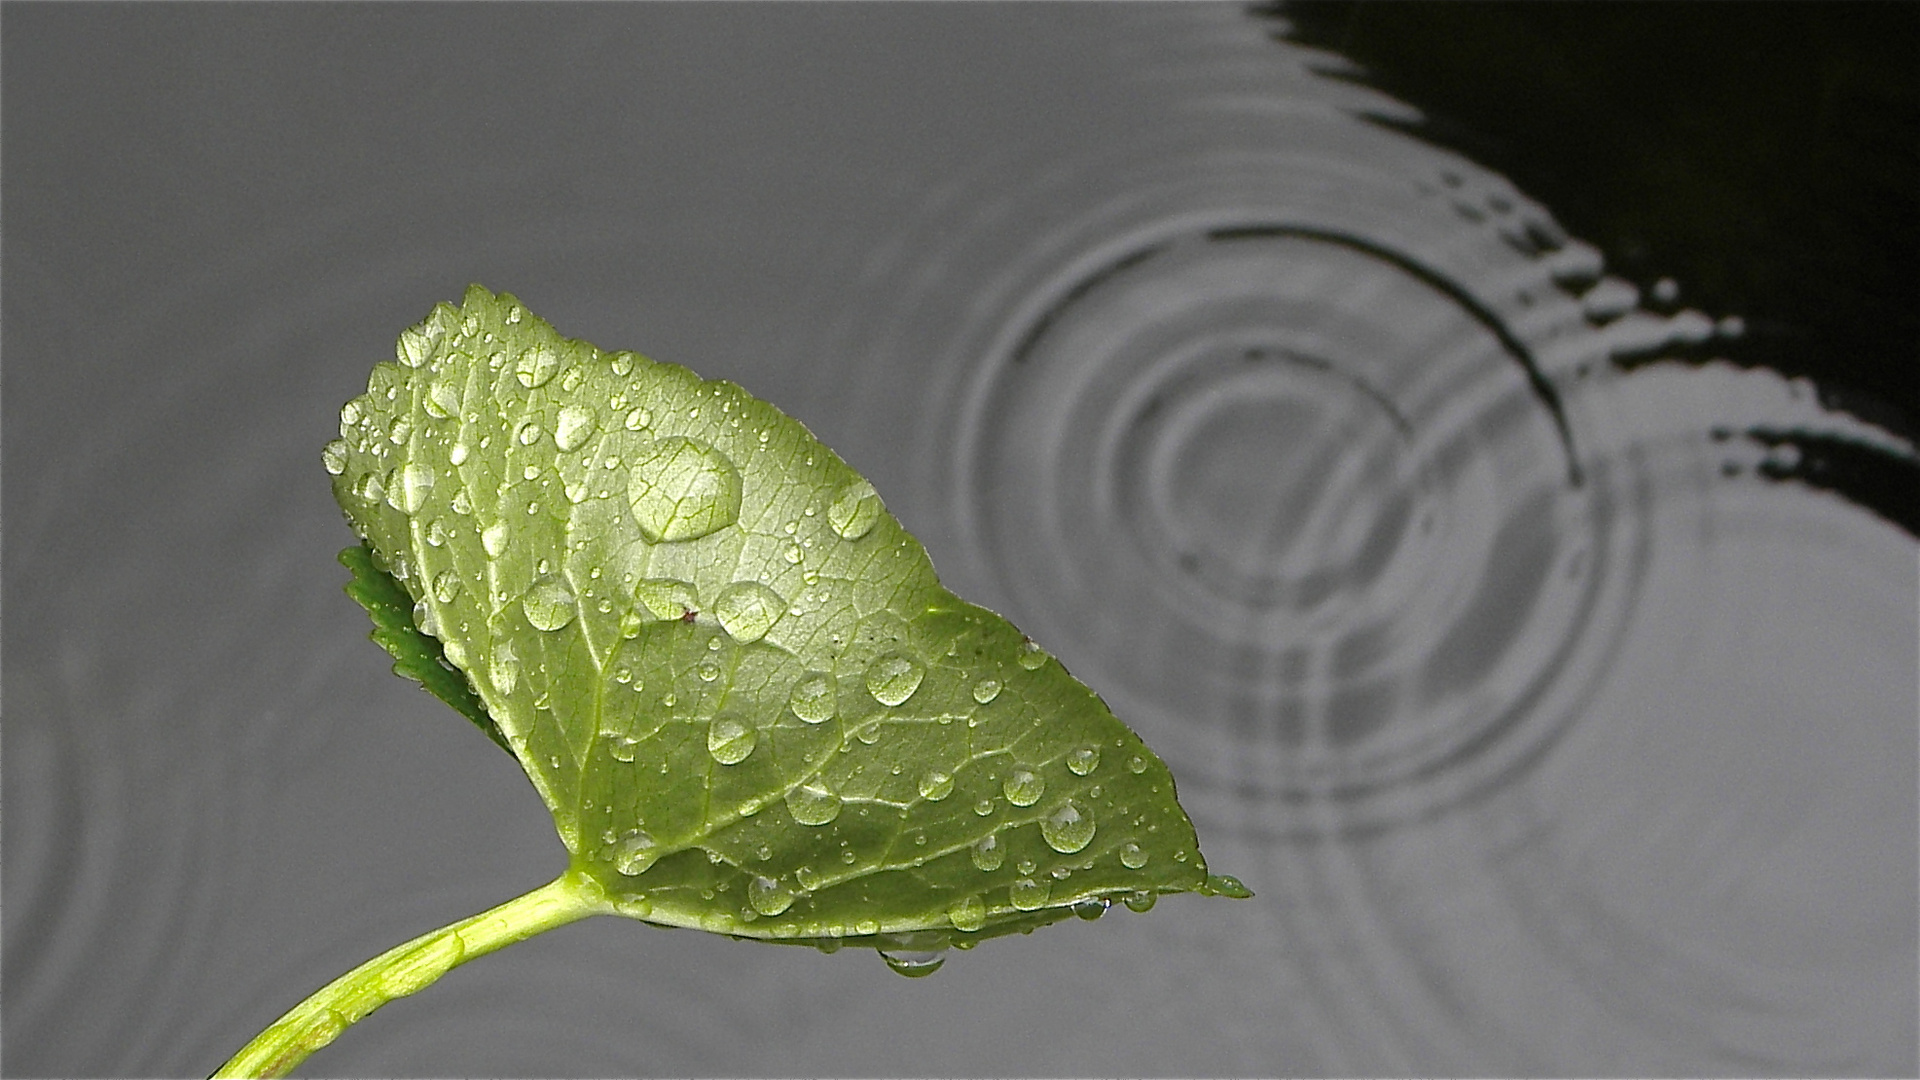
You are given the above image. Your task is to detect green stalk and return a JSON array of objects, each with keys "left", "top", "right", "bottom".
[{"left": 214, "top": 867, "right": 606, "bottom": 1078}]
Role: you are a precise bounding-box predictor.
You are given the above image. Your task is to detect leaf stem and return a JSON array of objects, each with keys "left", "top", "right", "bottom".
[{"left": 213, "top": 867, "right": 606, "bottom": 1078}]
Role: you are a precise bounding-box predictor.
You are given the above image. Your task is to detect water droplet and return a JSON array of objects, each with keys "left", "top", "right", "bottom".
[
  {"left": 1119, "top": 842, "right": 1148, "bottom": 869},
  {"left": 481, "top": 522, "right": 510, "bottom": 558},
  {"left": 748, "top": 876, "right": 794, "bottom": 917},
  {"left": 423, "top": 379, "right": 460, "bottom": 419},
  {"left": 627, "top": 436, "right": 742, "bottom": 543},
  {"left": 969, "top": 833, "right": 1006, "bottom": 872},
  {"left": 948, "top": 895, "right": 987, "bottom": 932},
  {"left": 827, "top": 479, "right": 883, "bottom": 540},
  {"left": 1066, "top": 747, "right": 1100, "bottom": 776},
  {"left": 411, "top": 599, "right": 439, "bottom": 636},
  {"left": 1040, "top": 800, "right": 1094, "bottom": 853},
  {"left": 1073, "top": 898, "right": 1109, "bottom": 921},
  {"left": 707, "top": 716, "right": 757, "bottom": 764},
  {"left": 321, "top": 439, "right": 349, "bottom": 475},
  {"left": 633, "top": 578, "right": 698, "bottom": 621},
  {"left": 917, "top": 769, "right": 954, "bottom": 801},
  {"left": 865, "top": 653, "right": 924, "bottom": 706},
  {"left": 624, "top": 407, "right": 651, "bottom": 431},
  {"left": 970, "top": 678, "right": 1001, "bottom": 704},
  {"left": 713, "top": 581, "right": 785, "bottom": 643},
  {"left": 387, "top": 463, "right": 436, "bottom": 514},
  {"left": 553, "top": 404, "right": 597, "bottom": 451},
  {"left": 794, "top": 865, "right": 824, "bottom": 891},
  {"left": 449, "top": 441, "right": 470, "bottom": 466},
  {"left": 1002, "top": 768, "right": 1045, "bottom": 807},
  {"left": 785, "top": 782, "right": 842, "bottom": 826},
  {"left": 612, "top": 894, "right": 653, "bottom": 919},
  {"left": 1202, "top": 873, "right": 1254, "bottom": 899},
  {"left": 397, "top": 326, "right": 433, "bottom": 368},
  {"left": 522, "top": 577, "right": 577, "bottom": 631},
  {"left": 609, "top": 736, "right": 640, "bottom": 762},
  {"left": 1126, "top": 755, "right": 1148, "bottom": 775},
  {"left": 1009, "top": 878, "right": 1051, "bottom": 911},
  {"left": 1123, "top": 891, "right": 1157, "bottom": 913},
  {"left": 879, "top": 948, "right": 945, "bottom": 978},
  {"left": 613, "top": 830, "right": 657, "bottom": 876},
  {"left": 788, "top": 672, "right": 837, "bottom": 723},
  {"left": 491, "top": 642, "right": 519, "bottom": 694},
  {"left": 1016, "top": 640, "right": 1049, "bottom": 670},
  {"left": 351, "top": 470, "right": 384, "bottom": 505},
  {"left": 514, "top": 342, "right": 561, "bottom": 388},
  {"left": 973, "top": 799, "right": 995, "bottom": 817}
]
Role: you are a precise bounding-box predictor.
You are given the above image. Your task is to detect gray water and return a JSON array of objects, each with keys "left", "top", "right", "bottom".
[{"left": 5, "top": 5, "right": 1914, "bottom": 1076}]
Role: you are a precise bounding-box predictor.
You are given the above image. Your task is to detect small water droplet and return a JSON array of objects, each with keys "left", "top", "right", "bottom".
[
  {"left": 788, "top": 672, "right": 836, "bottom": 723},
  {"left": 491, "top": 642, "right": 519, "bottom": 694},
  {"left": 1002, "top": 768, "right": 1044, "bottom": 807},
  {"left": 411, "top": 599, "right": 439, "bottom": 636},
  {"left": 1126, "top": 755, "right": 1148, "bottom": 774},
  {"left": 609, "top": 736, "right": 640, "bottom": 762},
  {"left": 321, "top": 439, "right": 349, "bottom": 475},
  {"left": 707, "top": 716, "right": 757, "bottom": 764},
  {"left": 514, "top": 342, "right": 561, "bottom": 388},
  {"left": 971, "top": 678, "right": 1001, "bottom": 704},
  {"left": 612, "top": 894, "right": 653, "bottom": 919},
  {"left": 747, "top": 876, "right": 794, "bottom": 917},
  {"left": 554, "top": 404, "right": 597, "bottom": 451},
  {"left": 1066, "top": 747, "right": 1100, "bottom": 776},
  {"left": 515, "top": 419, "right": 544, "bottom": 447},
  {"left": 624, "top": 407, "right": 651, "bottom": 431},
  {"left": 426, "top": 379, "right": 462, "bottom": 419},
  {"left": 917, "top": 769, "right": 954, "bottom": 801},
  {"left": 1016, "top": 640, "right": 1049, "bottom": 670},
  {"left": 397, "top": 326, "right": 433, "bottom": 368},
  {"left": 449, "top": 441, "right": 470, "bottom": 466},
  {"left": 785, "top": 782, "right": 842, "bottom": 826},
  {"left": 481, "top": 522, "right": 510, "bottom": 558},
  {"left": 387, "top": 463, "right": 436, "bottom": 514},
  {"left": 948, "top": 894, "right": 987, "bottom": 932},
  {"left": 1202, "top": 873, "right": 1254, "bottom": 899},
  {"left": 1009, "top": 878, "right": 1051, "bottom": 911},
  {"left": 1041, "top": 801, "right": 1094, "bottom": 853},
  {"left": 794, "top": 865, "right": 823, "bottom": 890},
  {"left": 865, "top": 653, "right": 925, "bottom": 706},
  {"left": 430, "top": 569, "right": 463, "bottom": 604},
  {"left": 633, "top": 577, "right": 698, "bottom": 621},
  {"left": 880, "top": 949, "right": 945, "bottom": 978},
  {"left": 628, "top": 436, "right": 742, "bottom": 543},
  {"left": 969, "top": 833, "right": 1006, "bottom": 872},
  {"left": 827, "top": 479, "right": 883, "bottom": 540},
  {"left": 1119, "top": 842, "right": 1148, "bottom": 869},
  {"left": 713, "top": 581, "right": 785, "bottom": 643},
  {"left": 613, "top": 830, "right": 657, "bottom": 876},
  {"left": 695, "top": 660, "right": 720, "bottom": 682},
  {"left": 973, "top": 799, "right": 995, "bottom": 817},
  {"left": 522, "top": 577, "right": 576, "bottom": 631}
]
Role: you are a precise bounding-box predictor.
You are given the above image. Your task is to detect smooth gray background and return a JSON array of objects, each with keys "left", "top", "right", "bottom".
[{"left": 5, "top": 4, "right": 1915, "bottom": 1077}]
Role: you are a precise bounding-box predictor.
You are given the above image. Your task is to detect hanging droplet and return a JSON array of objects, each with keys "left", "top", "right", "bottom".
[
  {"left": 969, "top": 833, "right": 1006, "bottom": 872},
  {"left": 827, "top": 479, "right": 883, "bottom": 540},
  {"left": 411, "top": 599, "right": 439, "bottom": 637},
  {"left": 553, "top": 404, "right": 597, "bottom": 451},
  {"left": 865, "top": 652, "right": 925, "bottom": 706},
  {"left": 1002, "top": 768, "right": 1045, "bottom": 807},
  {"left": 879, "top": 949, "right": 945, "bottom": 978},
  {"left": 1072, "top": 898, "right": 1109, "bottom": 921},
  {"left": 747, "top": 876, "right": 794, "bottom": 917},
  {"left": 522, "top": 577, "right": 576, "bottom": 631},
  {"left": 1066, "top": 747, "right": 1100, "bottom": 776},
  {"left": 707, "top": 716, "right": 757, "bottom": 764},
  {"left": 917, "top": 769, "right": 954, "bottom": 801},
  {"left": 947, "top": 894, "right": 987, "bottom": 933},
  {"left": 785, "top": 782, "right": 843, "bottom": 826},
  {"left": 627, "top": 436, "right": 742, "bottom": 543},
  {"left": 1123, "top": 891, "right": 1158, "bottom": 913},
  {"left": 971, "top": 678, "right": 1001, "bottom": 704},
  {"left": 788, "top": 672, "right": 837, "bottom": 724},
  {"left": 1119, "top": 842, "right": 1148, "bottom": 869},
  {"left": 1041, "top": 800, "right": 1094, "bottom": 853},
  {"left": 1009, "top": 878, "right": 1051, "bottom": 911},
  {"left": 713, "top": 581, "right": 785, "bottom": 643}
]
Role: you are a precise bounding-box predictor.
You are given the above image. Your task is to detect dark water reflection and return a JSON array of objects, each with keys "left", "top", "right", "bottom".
[{"left": 3, "top": 4, "right": 1913, "bottom": 1076}]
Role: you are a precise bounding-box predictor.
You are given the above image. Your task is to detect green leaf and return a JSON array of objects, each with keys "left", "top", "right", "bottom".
[{"left": 324, "top": 284, "right": 1236, "bottom": 956}]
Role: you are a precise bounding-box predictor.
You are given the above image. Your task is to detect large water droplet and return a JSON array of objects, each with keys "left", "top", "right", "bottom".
[
  {"left": 553, "top": 404, "right": 597, "bottom": 452},
  {"left": 748, "top": 876, "right": 794, "bottom": 917},
  {"left": 708, "top": 717, "right": 757, "bottom": 764},
  {"left": 1066, "top": 747, "right": 1100, "bottom": 776},
  {"left": 1003, "top": 768, "right": 1045, "bottom": 807},
  {"left": 1041, "top": 800, "right": 1095, "bottom": 854},
  {"left": 713, "top": 582, "right": 785, "bottom": 643},
  {"left": 522, "top": 577, "right": 577, "bottom": 631},
  {"left": 627, "top": 436, "right": 742, "bottom": 543},
  {"left": 321, "top": 439, "right": 349, "bottom": 475},
  {"left": 865, "top": 653, "right": 925, "bottom": 706},
  {"left": 1119, "top": 842, "right": 1148, "bottom": 869},
  {"left": 514, "top": 342, "right": 561, "bottom": 388},
  {"left": 388, "top": 463, "right": 436, "bottom": 514},
  {"left": 788, "top": 672, "right": 836, "bottom": 723},
  {"left": 879, "top": 949, "right": 945, "bottom": 978},
  {"left": 917, "top": 769, "right": 954, "bottom": 801},
  {"left": 1123, "top": 891, "right": 1158, "bottom": 913},
  {"left": 785, "top": 782, "right": 843, "bottom": 826},
  {"left": 971, "top": 678, "right": 1001, "bottom": 704},
  {"left": 1009, "top": 878, "right": 1051, "bottom": 911},
  {"left": 947, "top": 894, "right": 987, "bottom": 932},
  {"left": 827, "top": 480, "right": 883, "bottom": 540},
  {"left": 613, "top": 830, "right": 657, "bottom": 876},
  {"left": 969, "top": 833, "right": 1006, "bottom": 872},
  {"left": 481, "top": 522, "right": 510, "bottom": 559}
]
